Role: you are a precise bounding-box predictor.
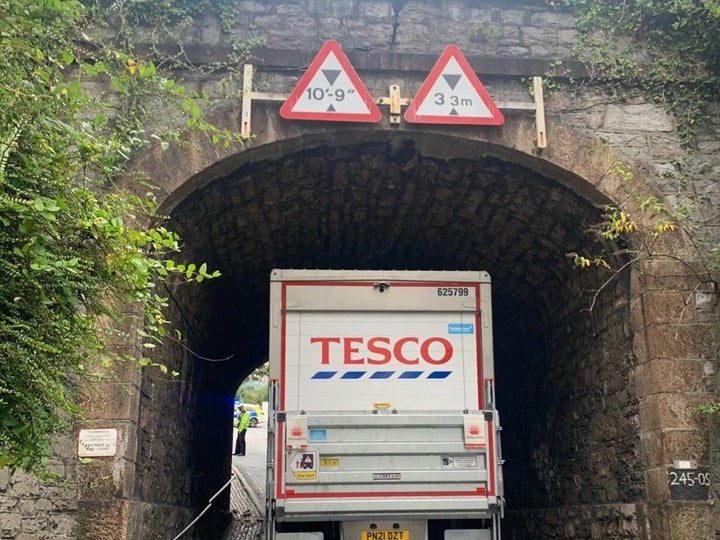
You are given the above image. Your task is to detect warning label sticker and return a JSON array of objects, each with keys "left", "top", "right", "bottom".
[
  {"left": 441, "top": 456, "right": 478, "bottom": 468},
  {"left": 289, "top": 450, "right": 319, "bottom": 481}
]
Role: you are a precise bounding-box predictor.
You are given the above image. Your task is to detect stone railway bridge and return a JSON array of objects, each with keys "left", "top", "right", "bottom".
[{"left": 2, "top": 1, "right": 719, "bottom": 539}]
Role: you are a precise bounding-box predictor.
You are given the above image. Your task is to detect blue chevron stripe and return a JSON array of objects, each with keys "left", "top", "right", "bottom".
[
  {"left": 310, "top": 370, "right": 453, "bottom": 379},
  {"left": 341, "top": 371, "right": 365, "bottom": 379},
  {"left": 311, "top": 371, "right": 337, "bottom": 379}
]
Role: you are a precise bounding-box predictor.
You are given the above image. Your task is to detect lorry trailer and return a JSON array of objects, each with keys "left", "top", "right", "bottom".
[{"left": 265, "top": 269, "right": 504, "bottom": 540}]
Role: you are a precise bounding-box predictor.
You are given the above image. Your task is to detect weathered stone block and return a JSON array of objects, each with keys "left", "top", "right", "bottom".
[
  {"left": 667, "top": 501, "right": 715, "bottom": 540},
  {"left": 529, "top": 10, "right": 575, "bottom": 28},
  {"left": 639, "top": 393, "right": 710, "bottom": 432},
  {"left": 0, "top": 469, "right": 9, "bottom": 491},
  {"left": 640, "top": 429, "right": 710, "bottom": 467},
  {"left": 641, "top": 290, "right": 697, "bottom": 325},
  {"left": 307, "top": 0, "right": 354, "bottom": 18},
  {"left": 604, "top": 103, "right": 674, "bottom": 132},
  {"left": 0, "top": 511, "right": 21, "bottom": 532},
  {"left": 498, "top": 9, "right": 528, "bottom": 26},
  {"left": 646, "top": 466, "right": 670, "bottom": 501},
  {"left": 645, "top": 323, "right": 715, "bottom": 360},
  {"left": 638, "top": 260, "right": 705, "bottom": 291},
  {"left": 635, "top": 359, "right": 705, "bottom": 395},
  {"left": 77, "top": 499, "right": 129, "bottom": 540}
]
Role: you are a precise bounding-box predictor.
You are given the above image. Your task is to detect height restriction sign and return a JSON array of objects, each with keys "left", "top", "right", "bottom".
[
  {"left": 404, "top": 45, "right": 504, "bottom": 125},
  {"left": 280, "top": 40, "right": 381, "bottom": 123}
]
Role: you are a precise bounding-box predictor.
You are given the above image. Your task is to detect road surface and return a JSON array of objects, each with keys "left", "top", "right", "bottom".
[{"left": 221, "top": 420, "right": 268, "bottom": 540}]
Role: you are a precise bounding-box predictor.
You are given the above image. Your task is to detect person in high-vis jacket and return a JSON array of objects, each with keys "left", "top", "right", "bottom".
[{"left": 233, "top": 405, "right": 250, "bottom": 456}]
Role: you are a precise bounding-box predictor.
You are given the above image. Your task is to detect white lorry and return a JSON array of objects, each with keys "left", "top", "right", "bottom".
[{"left": 265, "top": 270, "right": 504, "bottom": 540}]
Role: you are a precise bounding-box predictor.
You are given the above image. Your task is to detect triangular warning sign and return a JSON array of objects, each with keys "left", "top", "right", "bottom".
[
  {"left": 404, "top": 45, "right": 504, "bottom": 125},
  {"left": 279, "top": 40, "right": 381, "bottom": 123}
]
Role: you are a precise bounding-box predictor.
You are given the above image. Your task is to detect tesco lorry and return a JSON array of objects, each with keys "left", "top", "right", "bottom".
[{"left": 265, "top": 269, "right": 504, "bottom": 540}]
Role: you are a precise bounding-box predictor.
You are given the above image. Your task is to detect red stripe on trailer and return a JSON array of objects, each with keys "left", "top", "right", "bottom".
[
  {"left": 475, "top": 284, "right": 483, "bottom": 408},
  {"left": 487, "top": 417, "right": 495, "bottom": 496},
  {"left": 276, "top": 282, "right": 288, "bottom": 500}
]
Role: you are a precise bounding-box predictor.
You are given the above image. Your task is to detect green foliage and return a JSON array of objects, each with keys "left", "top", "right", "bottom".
[
  {"left": 698, "top": 401, "right": 720, "bottom": 415},
  {"left": 77, "top": 0, "right": 255, "bottom": 150},
  {"left": 114, "top": 0, "right": 239, "bottom": 33},
  {"left": 569, "top": 160, "right": 685, "bottom": 264},
  {"left": 558, "top": 0, "right": 720, "bottom": 146},
  {"left": 237, "top": 384, "right": 269, "bottom": 405},
  {"left": 236, "top": 363, "right": 269, "bottom": 404},
  {"left": 0, "top": 0, "right": 240, "bottom": 474},
  {"left": 568, "top": 159, "right": 719, "bottom": 317}
]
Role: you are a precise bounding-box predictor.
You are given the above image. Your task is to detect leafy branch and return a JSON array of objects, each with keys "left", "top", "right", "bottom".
[
  {"left": 568, "top": 159, "right": 718, "bottom": 312},
  {"left": 0, "top": 0, "right": 264, "bottom": 474}
]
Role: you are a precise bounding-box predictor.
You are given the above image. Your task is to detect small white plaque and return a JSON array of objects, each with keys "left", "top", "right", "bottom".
[{"left": 78, "top": 428, "right": 118, "bottom": 457}]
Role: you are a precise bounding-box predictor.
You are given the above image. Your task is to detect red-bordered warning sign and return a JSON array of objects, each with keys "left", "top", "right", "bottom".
[
  {"left": 279, "top": 40, "right": 381, "bottom": 123},
  {"left": 404, "top": 45, "right": 504, "bottom": 125}
]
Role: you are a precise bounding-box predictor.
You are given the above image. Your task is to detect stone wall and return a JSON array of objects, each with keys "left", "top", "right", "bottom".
[
  {"left": 229, "top": 0, "right": 577, "bottom": 56},
  {"left": 0, "top": 457, "right": 77, "bottom": 539}
]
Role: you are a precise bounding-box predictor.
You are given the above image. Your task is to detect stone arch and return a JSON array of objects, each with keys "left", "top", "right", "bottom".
[
  {"left": 138, "top": 110, "right": 632, "bottom": 216},
  {"left": 100, "top": 110, "right": 715, "bottom": 539}
]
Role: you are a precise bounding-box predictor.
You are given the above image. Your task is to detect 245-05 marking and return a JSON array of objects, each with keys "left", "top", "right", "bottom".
[{"left": 668, "top": 470, "right": 710, "bottom": 486}]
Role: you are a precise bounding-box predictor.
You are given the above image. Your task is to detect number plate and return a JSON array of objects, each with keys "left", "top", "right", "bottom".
[{"left": 362, "top": 531, "right": 409, "bottom": 540}]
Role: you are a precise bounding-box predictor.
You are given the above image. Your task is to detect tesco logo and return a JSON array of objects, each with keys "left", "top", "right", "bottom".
[{"left": 310, "top": 337, "right": 453, "bottom": 365}]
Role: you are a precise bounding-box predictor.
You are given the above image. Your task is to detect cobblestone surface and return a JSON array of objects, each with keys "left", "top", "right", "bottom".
[{"left": 220, "top": 465, "right": 264, "bottom": 540}]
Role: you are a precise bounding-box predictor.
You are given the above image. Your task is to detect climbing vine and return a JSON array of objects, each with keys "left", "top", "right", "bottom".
[
  {"left": 80, "top": 0, "right": 265, "bottom": 148},
  {"left": 557, "top": 0, "right": 720, "bottom": 146},
  {"left": 556, "top": 2, "right": 720, "bottom": 284},
  {"left": 539, "top": 1, "right": 720, "bottom": 416},
  {"left": 0, "top": 0, "right": 260, "bottom": 474},
  {"left": 567, "top": 157, "right": 718, "bottom": 310}
]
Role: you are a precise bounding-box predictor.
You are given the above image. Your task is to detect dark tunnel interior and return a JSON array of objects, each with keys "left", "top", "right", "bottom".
[{"left": 134, "top": 133, "right": 640, "bottom": 538}]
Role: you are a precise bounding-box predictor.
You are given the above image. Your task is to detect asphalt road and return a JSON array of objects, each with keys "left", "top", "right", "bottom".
[{"left": 232, "top": 419, "right": 268, "bottom": 507}]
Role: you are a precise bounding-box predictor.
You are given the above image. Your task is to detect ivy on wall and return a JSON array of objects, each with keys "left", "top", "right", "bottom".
[
  {"left": 0, "top": 0, "right": 260, "bottom": 474},
  {"left": 558, "top": 0, "right": 720, "bottom": 146},
  {"left": 556, "top": 3, "right": 719, "bottom": 339},
  {"left": 555, "top": 1, "right": 720, "bottom": 274}
]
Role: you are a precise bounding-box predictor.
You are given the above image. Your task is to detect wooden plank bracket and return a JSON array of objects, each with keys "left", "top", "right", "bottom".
[
  {"left": 493, "top": 76, "right": 547, "bottom": 149},
  {"left": 241, "top": 63, "right": 286, "bottom": 139},
  {"left": 241, "top": 64, "right": 547, "bottom": 148},
  {"left": 241, "top": 64, "right": 254, "bottom": 139},
  {"left": 377, "top": 84, "right": 411, "bottom": 125},
  {"left": 532, "top": 75, "right": 547, "bottom": 149}
]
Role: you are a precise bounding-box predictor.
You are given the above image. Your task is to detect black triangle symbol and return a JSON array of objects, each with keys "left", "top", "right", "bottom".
[
  {"left": 323, "top": 69, "right": 341, "bottom": 86},
  {"left": 449, "top": 108, "right": 459, "bottom": 116},
  {"left": 443, "top": 74, "right": 462, "bottom": 90},
  {"left": 327, "top": 104, "right": 336, "bottom": 112}
]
